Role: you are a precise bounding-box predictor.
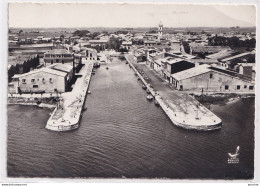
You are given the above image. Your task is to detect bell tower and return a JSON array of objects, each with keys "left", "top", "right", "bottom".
[{"left": 158, "top": 21, "right": 163, "bottom": 40}]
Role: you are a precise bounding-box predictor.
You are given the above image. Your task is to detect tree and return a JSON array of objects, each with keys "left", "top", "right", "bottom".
[
  {"left": 73, "top": 30, "right": 90, "bottom": 37},
  {"left": 19, "top": 30, "right": 23, "bottom": 35}
]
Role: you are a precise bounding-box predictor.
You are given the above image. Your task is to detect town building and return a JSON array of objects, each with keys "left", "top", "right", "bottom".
[
  {"left": 121, "top": 41, "right": 132, "bottom": 50},
  {"left": 144, "top": 40, "right": 157, "bottom": 47}
]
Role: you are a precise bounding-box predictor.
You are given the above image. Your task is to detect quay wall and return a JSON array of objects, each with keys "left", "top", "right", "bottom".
[{"left": 126, "top": 56, "right": 222, "bottom": 131}]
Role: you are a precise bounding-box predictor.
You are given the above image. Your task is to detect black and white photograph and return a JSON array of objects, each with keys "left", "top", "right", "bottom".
[{"left": 1, "top": 1, "right": 259, "bottom": 183}]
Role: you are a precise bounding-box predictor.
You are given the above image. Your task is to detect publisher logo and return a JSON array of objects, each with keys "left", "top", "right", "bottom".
[{"left": 227, "top": 146, "right": 240, "bottom": 164}]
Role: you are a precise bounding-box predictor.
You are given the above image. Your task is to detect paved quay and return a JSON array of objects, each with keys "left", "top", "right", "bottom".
[
  {"left": 46, "top": 59, "right": 94, "bottom": 131},
  {"left": 125, "top": 53, "right": 222, "bottom": 131}
]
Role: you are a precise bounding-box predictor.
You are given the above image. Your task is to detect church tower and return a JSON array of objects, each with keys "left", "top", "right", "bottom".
[{"left": 158, "top": 21, "right": 163, "bottom": 40}]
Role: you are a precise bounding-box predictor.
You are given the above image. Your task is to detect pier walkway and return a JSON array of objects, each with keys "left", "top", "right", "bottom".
[
  {"left": 125, "top": 54, "right": 222, "bottom": 131},
  {"left": 45, "top": 59, "right": 94, "bottom": 131}
]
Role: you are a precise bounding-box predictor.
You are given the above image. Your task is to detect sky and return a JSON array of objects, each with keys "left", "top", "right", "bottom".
[{"left": 8, "top": 3, "right": 256, "bottom": 28}]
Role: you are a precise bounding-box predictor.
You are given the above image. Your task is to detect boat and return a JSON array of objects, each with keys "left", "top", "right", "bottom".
[
  {"left": 137, "top": 77, "right": 141, "bottom": 80},
  {"left": 146, "top": 95, "right": 153, "bottom": 101},
  {"left": 154, "top": 100, "right": 159, "bottom": 106},
  {"left": 142, "top": 85, "right": 147, "bottom": 90},
  {"left": 147, "top": 89, "right": 151, "bottom": 94},
  {"left": 83, "top": 105, "right": 88, "bottom": 111},
  {"left": 93, "top": 62, "right": 100, "bottom": 68},
  {"left": 125, "top": 61, "right": 128, "bottom": 64},
  {"left": 88, "top": 90, "right": 91, "bottom": 94}
]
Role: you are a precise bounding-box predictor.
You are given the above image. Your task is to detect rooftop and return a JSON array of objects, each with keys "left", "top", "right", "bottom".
[
  {"left": 17, "top": 67, "right": 67, "bottom": 78},
  {"left": 171, "top": 64, "right": 212, "bottom": 81},
  {"left": 45, "top": 49, "right": 71, "bottom": 55},
  {"left": 221, "top": 51, "right": 254, "bottom": 62},
  {"left": 48, "top": 63, "right": 73, "bottom": 73}
]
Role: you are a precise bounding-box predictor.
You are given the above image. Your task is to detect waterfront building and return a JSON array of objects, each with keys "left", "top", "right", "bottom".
[
  {"left": 9, "top": 64, "right": 74, "bottom": 94},
  {"left": 171, "top": 64, "right": 255, "bottom": 92},
  {"left": 85, "top": 48, "right": 98, "bottom": 60},
  {"left": 161, "top": 57, "right": 195, "bottom": 83}
]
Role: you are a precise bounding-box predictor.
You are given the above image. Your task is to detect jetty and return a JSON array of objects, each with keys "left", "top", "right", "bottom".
[
  {"left": 125, "top": 54, "right": 222, "bottom": 131},
  {"left": 45, "top": 59, "right": 94, "bottom": 131}
]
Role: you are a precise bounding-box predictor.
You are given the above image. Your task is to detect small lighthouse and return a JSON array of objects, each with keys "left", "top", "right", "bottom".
[{"left": 158, "top": 21, "right": 163, "bottom": 40}]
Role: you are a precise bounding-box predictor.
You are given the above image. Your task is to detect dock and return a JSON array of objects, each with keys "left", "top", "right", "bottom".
[
  {"left": 45, "top": 59, "right": 94, "bottom": 131},
  {"left": 125, "top": 54, "right": 222, "bottom": 131}
]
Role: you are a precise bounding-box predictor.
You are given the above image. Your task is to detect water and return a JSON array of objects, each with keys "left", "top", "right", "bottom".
[{"left": 7, "top": 59, "right": 255, "bottom": 179}]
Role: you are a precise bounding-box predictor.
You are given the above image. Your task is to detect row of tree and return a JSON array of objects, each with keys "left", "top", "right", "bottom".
[
  {"left": 8, "top": 55, "right": 40, "bottom": 82},
  {"left": 208, "top": 36, "right": 256, "bottom": 48}
]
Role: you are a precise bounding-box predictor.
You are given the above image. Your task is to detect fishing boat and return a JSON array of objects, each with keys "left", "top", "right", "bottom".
[
  {"left": 87, "top": 90, "right": 91, "bottom": 94},
  {"left": 146, "top": 95, "right": 153, "bottom": 101},
  {"left": 142, "top": 84, "right": 147, "bottom": 90},
  {"left": 154, "top": 100, "right": 159, "bottom": 106},
  {"left": 137, "top": 77, "right": 141, "bottom": 80}
]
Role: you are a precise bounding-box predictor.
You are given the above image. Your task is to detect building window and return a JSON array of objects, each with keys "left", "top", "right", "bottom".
[
  {"left": 237, "top": 85, "right": 240, "bottom": 90},
  {"left": 244, "top": 85, "right": 247, "bottom": 89},
  {"left": 62, "top": 60, "right": 64, "bottom": 64},
  {"left": 33, "top": 85, "right": 38, "bottom": 88},
  {"left": 22, "top": 79, "right": 26, "bottom": 83},
  {"left": 225, "top": 85, "right": 229, "bottom": 90},
  {"left": 56, "top": 59, "right": 59, "bottom": 62},
  {"left": 51, "top": 60, "right": 53, "bottom": 64},
  {"left": 249, "top": 86, "right": 254, "bottom": 90},
  {"left": 210, "top": 73, "right": 213, "bottom": 78},
  {"left": 31, "top": 79, "right": 35, "bottom": 83}
]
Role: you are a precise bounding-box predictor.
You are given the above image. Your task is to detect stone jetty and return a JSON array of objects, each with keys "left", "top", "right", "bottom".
[
  {"left": 125, "top": 54, "right": 222, "bottom": 131},
  {"left": 45, "top": 59, "right": 94, "bottom": 131}
]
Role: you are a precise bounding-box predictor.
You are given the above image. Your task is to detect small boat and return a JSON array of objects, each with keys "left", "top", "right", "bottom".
[
  {"left": 147, "top": 89, "right": 151, "bottom": 94},
  {"left": 146, "top": 95, "right": 153, "bottom": 101},
  {"left": 154, "top": 100, "right": 159, "bottom": 106},
  {"left": 83, "top": 105, "right": 88, "bottom": 111},
  {"left": 88, "top": 90, "right": 91, "bottom": 94},
  {"left": 142, "top": 85, "right": 147, "bottom": 90},
  {"left": 137, "top": 77, "right": 141, "bottom": 80},
  {"left": 125, "top": 61, "right": 128, "bottom": 64}
]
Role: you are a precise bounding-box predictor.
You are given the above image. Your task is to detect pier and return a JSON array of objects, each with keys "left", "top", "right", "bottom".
[
  {"left": 125, "top": 54, "right": 222, "bottom": 131},
  {"left": 45, "top": 59, "right": 94, "bottom": 131}
]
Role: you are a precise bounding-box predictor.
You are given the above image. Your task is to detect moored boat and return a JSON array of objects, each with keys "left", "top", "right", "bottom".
[
  {"left": 142, "top": 84, "right": 147, "bottom": 90},
  {"left": 146, "top": 95, "right": 153, "bottom": 101}
]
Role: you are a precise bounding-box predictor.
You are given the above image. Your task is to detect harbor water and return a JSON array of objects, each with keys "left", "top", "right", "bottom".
[{"left": 7, "top": 58, "right": 255, "bottom": 179}]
